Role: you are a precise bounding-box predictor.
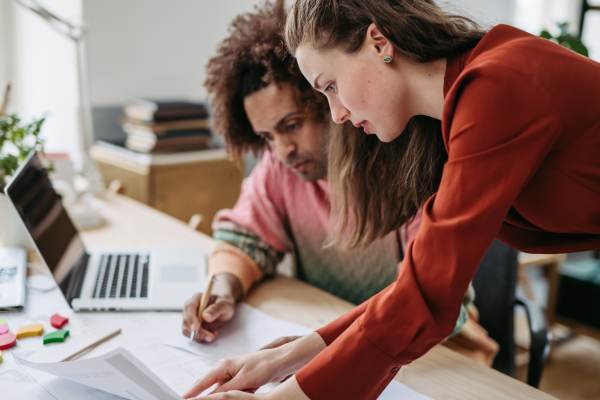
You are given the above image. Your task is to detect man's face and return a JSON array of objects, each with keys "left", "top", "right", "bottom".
[{"left": 243, "top": 82, "right": 328, "bottom": 182}]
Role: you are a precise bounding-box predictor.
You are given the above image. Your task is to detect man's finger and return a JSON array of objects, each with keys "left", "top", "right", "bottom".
[
  {"left": 193, "top": 326, "right": 218, "bottom": 343},
  {"left": 203, "top": 300, "right": 234, "bottom": 323},
  {"left": 184, "top": 293, "right": 203, "bottom": 331}
]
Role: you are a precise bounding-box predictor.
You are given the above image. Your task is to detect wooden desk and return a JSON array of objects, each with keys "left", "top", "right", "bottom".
[{"left": 80, "top": 192, "right": 557, "bottom": 400}]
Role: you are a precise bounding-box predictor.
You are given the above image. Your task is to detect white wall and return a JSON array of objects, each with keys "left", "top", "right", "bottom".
[
  {"left": 443, "top": 0, "right": 514, "bottom": 26},
  {"left": 513, "top": 0, "right": 583, "bottom": 36},
  {"left": 85, "top": 0, "right": 515, "bottom": 107},
  {"left": 2, "top": 0, "right": 83, "bottom": 166},
  {"left": 0, "top": 0, "right": 8, "bottom": 91},
  {"left": 84, "top": 0, "right": 263, "bottom": 106},
  {"left": 9, "top": 0, "right": 592, "bottom": 164}
]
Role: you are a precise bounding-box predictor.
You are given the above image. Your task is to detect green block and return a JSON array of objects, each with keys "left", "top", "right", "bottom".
[
  {"left": 0, "top": 317, "right": 7, "bottom": 326},
  {"left": 43, "top": 329, "right": 69, "bottom": 344}
]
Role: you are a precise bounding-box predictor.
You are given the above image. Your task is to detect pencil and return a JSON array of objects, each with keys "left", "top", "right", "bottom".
[
  {"left": 60, "top": 328, "right": 121, "bottom": 361},
  {"left": 190, "top": 274, "right": 217, "bottom": 342}
]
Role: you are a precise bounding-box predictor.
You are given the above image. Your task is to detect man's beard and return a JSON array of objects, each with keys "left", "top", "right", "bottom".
[{"left": 284, "top": 153, "right": 328, "bottom": 182}]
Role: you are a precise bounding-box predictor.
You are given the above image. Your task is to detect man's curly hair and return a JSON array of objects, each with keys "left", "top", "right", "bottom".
[{"left": 205, "top": 0, "right": 329, "bottom": 158}]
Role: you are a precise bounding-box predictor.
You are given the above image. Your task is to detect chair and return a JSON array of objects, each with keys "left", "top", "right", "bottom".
[{"left": 472, "top": 239, "right": 551, "bottom": 388}]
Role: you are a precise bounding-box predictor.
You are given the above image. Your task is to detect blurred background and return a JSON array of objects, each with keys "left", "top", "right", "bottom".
[{"left": 0, "top": 1, "right": 599, "bottom": 399}]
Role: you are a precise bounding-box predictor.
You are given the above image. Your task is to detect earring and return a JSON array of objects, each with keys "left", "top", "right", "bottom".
[{"left": 383, "top": 56, "right": 392, "bottom": 63}]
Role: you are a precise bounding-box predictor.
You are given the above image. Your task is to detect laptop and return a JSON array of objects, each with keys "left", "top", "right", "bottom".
[{"left": 4, "top": 151, "right": 207, "bottom": 311}]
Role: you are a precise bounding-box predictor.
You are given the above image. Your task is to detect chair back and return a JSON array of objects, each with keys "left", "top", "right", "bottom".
[{"left": 472, "top": 239, "right": 520, "bottom": 377}]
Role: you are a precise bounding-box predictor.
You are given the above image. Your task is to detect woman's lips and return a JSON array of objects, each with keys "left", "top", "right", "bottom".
[{"left": 354, "top": 120, "right": 371, "bottom": 135}]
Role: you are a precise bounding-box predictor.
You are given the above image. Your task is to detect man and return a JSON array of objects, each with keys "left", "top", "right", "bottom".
[{"left": 181, "top": 0, "right": 497, "bottom": 366}]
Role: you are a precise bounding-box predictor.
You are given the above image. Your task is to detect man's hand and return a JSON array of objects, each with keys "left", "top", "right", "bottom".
[{"left": 182, "top": 273, "right": 243, "bottom": 343}]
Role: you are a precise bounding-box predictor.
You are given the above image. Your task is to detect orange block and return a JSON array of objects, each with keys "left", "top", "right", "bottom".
[{"left": 16, "top": 324, "right": 44, "bottom": 339}]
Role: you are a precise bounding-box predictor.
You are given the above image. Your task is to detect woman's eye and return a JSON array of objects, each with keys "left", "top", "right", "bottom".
[{"left": 324, "top": 82, "right": 336, "bottom": 93}]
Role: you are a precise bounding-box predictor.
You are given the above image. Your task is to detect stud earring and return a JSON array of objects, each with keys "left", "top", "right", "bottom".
[{"left": 383, "top": 56, "right": 392, "bottom": 63}]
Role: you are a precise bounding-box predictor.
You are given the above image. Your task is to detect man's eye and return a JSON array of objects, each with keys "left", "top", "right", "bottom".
[
  {"left": 285, "top": 123, "right": 299, "bottom": 132},
  {"left": 261, "top": 133, "right": 274, "bottom": 142}
]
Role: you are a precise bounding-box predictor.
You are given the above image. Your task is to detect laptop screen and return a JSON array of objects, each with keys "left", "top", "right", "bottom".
[{"left": 5, "top": 152, "right": 86, "bottom": 286}]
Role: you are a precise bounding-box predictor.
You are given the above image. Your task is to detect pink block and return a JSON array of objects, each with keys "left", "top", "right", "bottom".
[
  {"left": 0, "top": 326, "right": 8, "bottom": 335},
  {"left": 0, "top": 333, "right": 16, "bottom": 350}
]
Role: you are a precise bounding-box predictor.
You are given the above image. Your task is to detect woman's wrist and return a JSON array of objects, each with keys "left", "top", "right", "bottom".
[{"left": 274, "top": 332, "right": 327, "bottom": 377}]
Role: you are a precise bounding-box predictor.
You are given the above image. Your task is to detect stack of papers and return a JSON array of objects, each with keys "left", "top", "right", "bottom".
[{"left": 6, "top": 276, "right": 433, "bottom": 400}]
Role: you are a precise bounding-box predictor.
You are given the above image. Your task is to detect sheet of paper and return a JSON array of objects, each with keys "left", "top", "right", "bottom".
[
  {"left": 19, "top": 357, "right": 132, "bottom": 400},
  {"left": 166, "top": 303, "right": 312, "bottom": 362},
  {"left": 18, "top": 347, "right": 182, "bottom": 400},
  {"left": 13, "top": 277, "right": 433, "bottom": 400},
  {"left": 0, "top": 351, "right": 55, "bottom": 400}
]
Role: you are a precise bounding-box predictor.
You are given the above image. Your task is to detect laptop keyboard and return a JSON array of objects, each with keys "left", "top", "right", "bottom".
[{"left": 92, "top": 254, "right": 150, "bottom": 299}]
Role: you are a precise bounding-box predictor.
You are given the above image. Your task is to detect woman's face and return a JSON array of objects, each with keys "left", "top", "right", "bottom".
[{"left": 296, "top": 25, "right": 412, "bottom": 143}]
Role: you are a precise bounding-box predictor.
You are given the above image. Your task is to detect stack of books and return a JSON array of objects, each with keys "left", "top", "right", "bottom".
[{"left": 122, "top": 99, "right": 212, "bottom": 153}]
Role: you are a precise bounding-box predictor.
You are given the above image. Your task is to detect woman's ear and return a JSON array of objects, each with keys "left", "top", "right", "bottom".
[{"left": 365, "top": 23, "right": 395, "bottom": 59}]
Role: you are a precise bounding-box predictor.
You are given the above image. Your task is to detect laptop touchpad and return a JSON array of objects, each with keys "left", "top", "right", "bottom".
[{"left": 160, "top": 266, "right": 198, "bottom": 282}]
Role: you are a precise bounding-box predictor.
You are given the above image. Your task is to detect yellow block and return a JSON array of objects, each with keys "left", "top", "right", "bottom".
[
  {"left": 16, "top": 324, "right": 44, "bottom": 339},
  {"left": 0, "top": 349, "right": 2, "bottom": 363}
]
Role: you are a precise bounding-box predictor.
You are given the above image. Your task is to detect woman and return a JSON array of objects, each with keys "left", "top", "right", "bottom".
[{"left": 184, "top": 0, "right": 600, "bottom": 399}]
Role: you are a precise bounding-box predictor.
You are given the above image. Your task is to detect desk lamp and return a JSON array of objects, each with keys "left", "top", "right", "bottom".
[{"left": 10, "top": 0, "right": 105, "bottom": 193}]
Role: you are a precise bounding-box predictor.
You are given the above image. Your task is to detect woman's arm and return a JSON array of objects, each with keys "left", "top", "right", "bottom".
[{"left": 295, "top": 68, "right": 563, "bottom": 400}]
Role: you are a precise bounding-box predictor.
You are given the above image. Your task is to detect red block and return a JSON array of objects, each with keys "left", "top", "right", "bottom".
[{"left": 50, "top": 314, "right": 69, "bottom": 329}]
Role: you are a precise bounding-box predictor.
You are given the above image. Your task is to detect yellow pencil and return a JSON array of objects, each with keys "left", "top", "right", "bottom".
[{"left": 190, "top": 274, "right": 217, "bottom": 342}]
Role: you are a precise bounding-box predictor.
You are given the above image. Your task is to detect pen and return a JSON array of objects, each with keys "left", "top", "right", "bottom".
[{"left": 190, "top": 274, "right": 217, "bottom": 342}]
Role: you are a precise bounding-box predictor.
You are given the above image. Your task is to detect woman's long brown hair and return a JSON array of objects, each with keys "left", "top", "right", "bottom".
[{"left": 285, "top": 0, "right": 486, "bottom": 249}]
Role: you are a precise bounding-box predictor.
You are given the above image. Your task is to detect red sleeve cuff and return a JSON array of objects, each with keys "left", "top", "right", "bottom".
[
  {"left": 298, "top": 321, "right": 402, "bottom": 400},
  {"left": 315, "top": 300, "right": 369, "bottom": 345}
]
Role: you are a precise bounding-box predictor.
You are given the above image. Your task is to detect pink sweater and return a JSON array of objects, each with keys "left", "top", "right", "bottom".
[{"left": 212, "top": 151, "right": 422, "bottom": 304}]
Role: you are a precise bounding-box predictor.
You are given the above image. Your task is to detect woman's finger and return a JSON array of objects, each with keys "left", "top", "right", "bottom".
[
  {"left": 196, "top": 390, "right": 259, "bottom": 399},
  {"left": 259, "top": 336, "right": 302, "bottom": 350},
  {"left": 208, "top": 375, "right": 250, "bottom": 395},
  {"left": 182, "top": 362, "right": 232, "bottom": 399}
]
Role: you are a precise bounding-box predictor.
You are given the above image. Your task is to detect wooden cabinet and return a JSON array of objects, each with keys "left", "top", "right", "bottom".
[{"left": 90, "top": 144, "right": 243, "bottom": 235}]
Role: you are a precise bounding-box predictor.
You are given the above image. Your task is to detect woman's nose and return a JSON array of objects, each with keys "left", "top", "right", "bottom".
[{"left": 330, "top": 101, "right": 350, "bottom": 124}]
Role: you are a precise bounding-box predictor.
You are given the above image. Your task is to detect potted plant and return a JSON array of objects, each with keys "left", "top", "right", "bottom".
[{"left": 0, "top": 84, "right": 52, "bottom": 247}]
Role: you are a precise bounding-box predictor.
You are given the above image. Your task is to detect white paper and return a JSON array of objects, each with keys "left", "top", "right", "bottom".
[
  {"left": 18, "top": 347, "right": 182, "bottom": 400},
  {"left": 20, "top": 358, "right": 132, "bottom": 400},
  {"left": 0, "top": 351, "right": 55, "bottom": 400},
  {"left": 12, "top": 277, "right": 432, "bottom": 400},
  {"left": 166, "top": 303, "right": 312, "bottom": 362}
]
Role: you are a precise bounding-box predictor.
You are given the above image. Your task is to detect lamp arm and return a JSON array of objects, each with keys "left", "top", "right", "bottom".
[{"left": 10, "top": 0, "right": 85, "bottom": 41}]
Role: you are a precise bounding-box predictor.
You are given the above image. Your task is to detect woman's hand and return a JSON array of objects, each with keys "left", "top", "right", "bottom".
[
  {"left": 182, "top": 273, "right": 243, "bottom": 343},
  {"left": 183, "top": 332, "right": 326, "bottom": 398},
  {"left": 259, "top": 336, "right": 302, "bottom": 350},
  {"left": 195, "top": 376, "right": 310, "bottom": 400}
]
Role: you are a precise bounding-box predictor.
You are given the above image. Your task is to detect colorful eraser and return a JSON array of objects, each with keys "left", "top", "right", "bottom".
[
  {"left": 50, "top": 314, "right": 69, "bottom": 329},
  {"left": 0, "top": 325, "right": 8, "bottom": 334},
  {"left": 0, "top": 317, "right": 7, "bottom": 326},
  {"left": 16, "top": 324, "right": 44, "bottom": 339},
  {"left": 43, "top": 329, "right": 69, "bottom": 345},
  {"left": 0, "top": 333, "right": 17, "bottom": 350}
]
